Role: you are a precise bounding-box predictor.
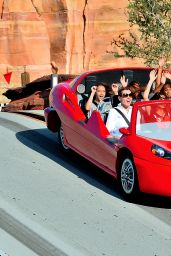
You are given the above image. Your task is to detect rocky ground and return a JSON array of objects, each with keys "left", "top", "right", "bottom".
[{"left": 2, "top": 74, "right": 76, "bottom": 112}]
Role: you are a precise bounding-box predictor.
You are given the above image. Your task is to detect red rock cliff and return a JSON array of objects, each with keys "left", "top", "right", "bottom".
[{"left": 0, "top": 0, "right": 144, "bottom": 102}]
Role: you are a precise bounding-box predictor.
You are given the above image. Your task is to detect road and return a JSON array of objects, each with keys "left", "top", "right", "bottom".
[{"left": 0, "top": 112, "right": 171, "bottom": 256}]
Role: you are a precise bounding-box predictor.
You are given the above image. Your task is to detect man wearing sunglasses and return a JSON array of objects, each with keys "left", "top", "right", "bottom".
[{"left": 106, "top": 87, "right": 133, "bottom": 141}]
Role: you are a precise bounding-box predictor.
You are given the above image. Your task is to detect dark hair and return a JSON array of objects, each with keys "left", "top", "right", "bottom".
[
  {"left": 160, "top": 87, "right": 166, "bottom": 95},
  {"left": 128, "top": 80, "right": 140, "bottom": 87},
  {"left": 156, "top": 88, "right": 166, "bottom": 99},
  {"left": 118, "top": 86, "right": 131, "bottom": 96},
  {"left": 163, "top": 82, "right": 171, "bottom": 89},
  {"left": 95, "top": 82, "right": 108, "bottom": 87},
  {"left": 95, "top": 82, "right": 112, "bottom": 96}
]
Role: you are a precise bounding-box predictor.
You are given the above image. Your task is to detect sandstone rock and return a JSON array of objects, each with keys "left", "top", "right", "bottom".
[
  {"left": 2, "top": 89, "right": 50, "bottom": 112},
  {"left": 2, "top": 74, "right": 76, "bottom": 111},
  {"left": 0, "top": 0, "right": 144, "bottom": 104}
]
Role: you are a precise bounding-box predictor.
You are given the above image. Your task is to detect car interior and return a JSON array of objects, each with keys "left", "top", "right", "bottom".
[{"left": 76, "top": 68, "right": 152, "bottom": 121}]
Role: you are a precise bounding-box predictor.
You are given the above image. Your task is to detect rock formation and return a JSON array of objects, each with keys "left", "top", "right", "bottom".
[{"left": 2, "top": 74, "right": 76, "bottom": 111}]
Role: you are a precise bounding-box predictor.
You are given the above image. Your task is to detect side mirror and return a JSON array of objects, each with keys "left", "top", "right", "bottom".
[
  {"left": 77, "top": 84, "right": 85, "bottom": 94},
  {"left": 119, "top": 127, "right": 131, "bottom": 135}
]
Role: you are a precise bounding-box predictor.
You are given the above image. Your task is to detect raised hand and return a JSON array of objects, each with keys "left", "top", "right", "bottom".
[
  {"left": 120, "top": 75, "right": 128, "bottom": 88},
  {"left": 163, "top": 71, "right": 171, "bottom": 81},
  {"left": 149, "top": 69, "right": 157, "bottom": 82},
  {"left": 91, "top": 86, "right": 97, "bottom": 93},
  {"left": 159, "top": 57, "right": 165, "bottom": 67}
]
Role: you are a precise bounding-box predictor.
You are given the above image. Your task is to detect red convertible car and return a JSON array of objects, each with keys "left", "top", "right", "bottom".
[{"left": 44, "top": 67, "right": 171, "bottom": 201}]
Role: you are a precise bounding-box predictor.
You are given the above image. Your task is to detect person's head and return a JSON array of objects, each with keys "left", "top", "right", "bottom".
[
  {"left": 128, "top": 81, "right": 141, "bottom": 97},
  {"left": 110, "top": 82, "right": 122, "bottom": 95},
  {"left": 157, "top": 88, "right": 166, "bottom": 100},
  {"left": 163, "top": 83, "right": 171, "bottom": 98},
  {"left": 155, "top": 88, "right": 167, "bottom": 109},
  {"left": 94, "top": 82, "right": 106, "bottom": 102},
  {"left": 118, "top": 87, "right": 133, "bottom": 109}
]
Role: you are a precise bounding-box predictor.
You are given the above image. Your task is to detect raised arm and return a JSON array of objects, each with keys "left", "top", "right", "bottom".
[
  {"left": 120, "top": 75, "right": 128, "bottom": 88},
  {"left": 143, "top": 70, "right": 157, "bottom": 100},
  {"left": 154, "top": 72, "right": 166, "bottom": 93},
  {"left": 157, "top": 57, "right": 165, "bottom": 85},
  {"left": 85, "top": 86, "right": 96, "bottom": 111}
]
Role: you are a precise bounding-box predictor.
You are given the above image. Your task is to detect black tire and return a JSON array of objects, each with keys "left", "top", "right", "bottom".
[
  {"left": 58, "top": 124, "right": 70, "bottom": 152},
  {"left": 118, "top": 155, "right": 139, "bottom": 202}
]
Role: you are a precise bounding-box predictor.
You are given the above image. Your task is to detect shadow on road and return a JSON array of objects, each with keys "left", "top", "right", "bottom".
[
  {"left": 138, "top": 193, "right": 171, "bottom": 208},
  {"left": 16, "top": 128, "right": 121, "bottom": 200},
  {"left": 16, "top": 128, "right": 171, "bottom": 210}
]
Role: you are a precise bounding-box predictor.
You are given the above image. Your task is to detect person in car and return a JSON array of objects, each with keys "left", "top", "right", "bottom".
[
  {"left": 144, "top": 89, "right": 171, "bottom": 126},
  {"left": 143, "top": 68, "right": 171, "bottom": 101},
  {"left": 110, "top": 76, "right": 144, "bottom": 106},
  {"left": 109, "top": 75, "right": 128, "bottom": 107},
  {"left": 143, "top": 69, "right": 158, "bottom": 100},
  {"left": 85, "top": 82, "right": 112, "bottom": 121},
  {"left": 128, "top": 80, "right": 144, "bottom": 102},
  {"left": 143, "top": 70, "right": 171, "bottom": 125},
  {"left": 163, "top": 82, "right": 171, "bottom": 99},
  {"left": 151, "top": 57, "right": 171, "bottom": 99},
  {"left": 106, "top": 87, "right": 133, "bottom": 140}
]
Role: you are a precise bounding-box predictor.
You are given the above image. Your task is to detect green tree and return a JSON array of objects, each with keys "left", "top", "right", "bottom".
[{"left": 112, "top": 0, "right": 171, "bottom": 67}]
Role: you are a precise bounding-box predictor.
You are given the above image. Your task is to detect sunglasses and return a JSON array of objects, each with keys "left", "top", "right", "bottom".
[{"left": 121, "top": 93, "right": 133, "bottom": 98}]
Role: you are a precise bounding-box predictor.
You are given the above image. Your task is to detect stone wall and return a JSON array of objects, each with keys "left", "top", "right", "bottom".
[{"left": 0, "top": 0, "right": 144, "bottom": 103}]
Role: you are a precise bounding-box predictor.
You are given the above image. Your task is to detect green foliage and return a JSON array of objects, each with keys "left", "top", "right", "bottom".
[{"left": 112, "top": 0, "right": 171, "bottom": 66}]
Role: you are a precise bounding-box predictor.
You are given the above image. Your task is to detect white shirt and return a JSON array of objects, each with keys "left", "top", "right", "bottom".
[{"left": 106, "top": 104, "right": 132, "bottom": 138}]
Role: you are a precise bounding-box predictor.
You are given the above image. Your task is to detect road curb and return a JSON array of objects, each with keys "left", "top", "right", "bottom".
[{"left": 10, "top": 111, "right": 45, "bottom": 122}]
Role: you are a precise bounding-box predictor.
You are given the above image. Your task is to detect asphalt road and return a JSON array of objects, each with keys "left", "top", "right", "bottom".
[{"left": 0, "top": 112, "right": 171, "bottom": 256}]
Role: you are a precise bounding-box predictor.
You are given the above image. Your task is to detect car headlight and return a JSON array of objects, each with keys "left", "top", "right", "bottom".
[{"left": 151, "top": 145, "right": 171, "bottom": 160}]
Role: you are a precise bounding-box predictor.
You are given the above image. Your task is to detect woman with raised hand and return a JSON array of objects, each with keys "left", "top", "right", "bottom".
[{"left": 85, "top": 82, "right": 112, "bottom": 121}]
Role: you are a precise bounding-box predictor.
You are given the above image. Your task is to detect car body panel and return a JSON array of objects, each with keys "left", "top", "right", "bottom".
[{"left": 134, "top": 157, "right": 171, "bottom": 196}]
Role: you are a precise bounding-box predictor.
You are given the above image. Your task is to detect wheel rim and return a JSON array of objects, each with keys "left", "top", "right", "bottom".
[
  {"left": 121, "top": 158, "right": 135, "bottom": 194},
  {"left": 59, "top": 126, "right": 69, "bottom": 150}
]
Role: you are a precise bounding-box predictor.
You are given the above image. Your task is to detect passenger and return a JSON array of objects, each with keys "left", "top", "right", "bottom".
[
  {"left": 143, "top": 71, "right": 170, "bottom": 125},
  {"left": 163, "top": 83, "right": 171, "bottom": 99},
  {"left": 110, "top": 75, "right": 128, "bottom": 107},
  {"left": 144, "top": 68, "right": 171, "bottom": 100},
  {"left": 128, "top": 81, "right": 143, "bottom": 102},
  {"left": 144, "top": 92, "right": 171, "bottom": 126},
  {"left": 149, "top": 71, "right": 166, "bottom": 100},
  {"left": 152, "top": 57, "right": 171, "bottom": 99},
  {"left": 106, "top": 87, "right": 133, "bottom": 140},
  {"left": 85, "top": 82, "right": 112, "bottom": 121},
  {"left": 154, "top": 57, "right": 166, "bottom": 93},
  {"left": 143, "top": 69, "right": 158, "bottom": 101}
]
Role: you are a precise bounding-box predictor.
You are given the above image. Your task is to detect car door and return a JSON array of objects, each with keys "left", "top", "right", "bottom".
[{"left": 53, "top": 84, "right": 117, "bottom": 175}]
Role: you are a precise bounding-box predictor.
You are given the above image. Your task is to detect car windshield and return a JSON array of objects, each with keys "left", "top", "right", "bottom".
[
  {"left": 136, "top": 102, "right": 171, "bottom": 141},
  {"left": 77, "top": 68, "right": 152, "bottom": 94}
]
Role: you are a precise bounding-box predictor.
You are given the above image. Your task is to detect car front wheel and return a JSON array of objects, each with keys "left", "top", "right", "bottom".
[
  {"left": 58, "top": 124, "right": 70, "bottom": 152},
  {"left": 119, "top": 156, "right": 139, "bottom": 201}
]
